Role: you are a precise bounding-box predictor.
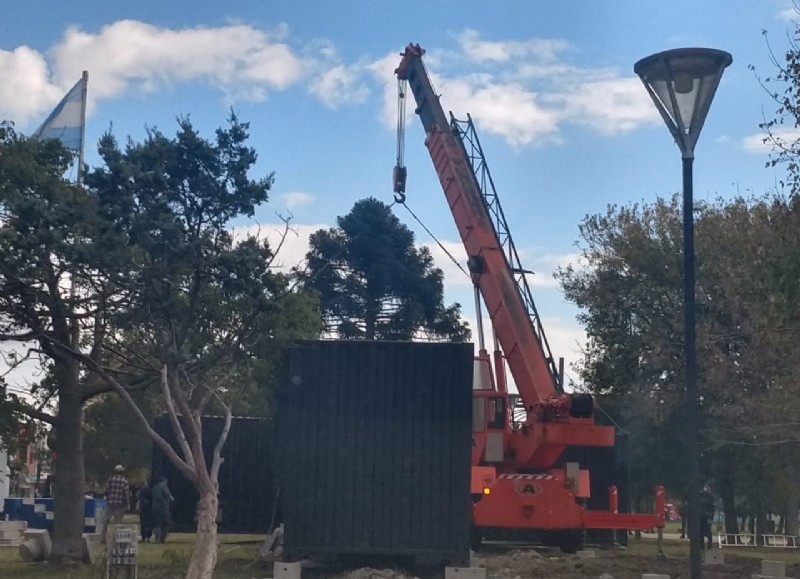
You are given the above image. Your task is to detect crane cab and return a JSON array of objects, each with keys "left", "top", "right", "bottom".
[{"left": 471, "top": 354, "right": 508, "bottom": 467}]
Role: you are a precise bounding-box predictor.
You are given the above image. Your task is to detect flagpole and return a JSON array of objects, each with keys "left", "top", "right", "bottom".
[
  {"left": 71, "top": 71, "right": 88, "bottom": 348},
  {"left": 76, "top": 70, "right": 88, "bottom": 188}
]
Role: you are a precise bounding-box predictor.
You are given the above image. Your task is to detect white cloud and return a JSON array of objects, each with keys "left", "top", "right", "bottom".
[
  {"left": 1, "top": 20, "right": 309, "bottom": 126},
  {"left": 232, "top": 222, "right": 328, "bottom": 273},
  {"left": 0, "top": 47, "right": 63, "bottom": 125},
  {"left": 438, "top": 77, "right": 562, "bottom": 146},
  {"left": 423, "top": 241, "right": 472, "bottom": 288},
  {"left": 557, "top": 76, "right": 659, "bottom": 134},
  {"left": 779, "top": 4, "right": 799, "bottom": 21},
  {"left": 309, "top": 63, "right": 370, "bottom": 108},
  {"left": 53, "top": 20, "right": 306, "bottom": 99},
  {"left": 281, "top": 191, "right": 315, "bottom": 210},
  {"left": 742, "top": 128, "right": 800, "bottom": 153},
  {"left": 457, "top": 29, "right": 569, "bottom": 64},
  {"left": 368, "top": 51, "right": 405, "bottom": 130},
  {"left": 373, "top": 31, "right": 664, "bottom": 148}
]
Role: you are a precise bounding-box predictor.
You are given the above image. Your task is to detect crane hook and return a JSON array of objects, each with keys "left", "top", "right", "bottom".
[{"left": 393, "top": 164, "right": 407, "bottom": 204}]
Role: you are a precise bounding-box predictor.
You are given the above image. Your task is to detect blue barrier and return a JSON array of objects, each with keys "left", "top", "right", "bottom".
[{"left": 3, "top": 497, "right": 107, "bottom": 533}]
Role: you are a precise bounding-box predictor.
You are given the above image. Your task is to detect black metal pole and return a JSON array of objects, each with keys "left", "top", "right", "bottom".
[{"left": 682, "top": 155, "right": 702, "bottom": 578}]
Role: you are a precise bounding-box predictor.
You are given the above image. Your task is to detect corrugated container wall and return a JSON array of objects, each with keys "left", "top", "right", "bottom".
[
  {"left": 151, "top": 415, "right": 278, "bottom": 534},
  {"left": 277, "top": 340, "right": 474, "bottom": 566}
]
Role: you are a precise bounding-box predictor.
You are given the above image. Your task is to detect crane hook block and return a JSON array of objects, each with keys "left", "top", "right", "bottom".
[{"left": 393, "top": 165, "right": 407, "bottom": 196}]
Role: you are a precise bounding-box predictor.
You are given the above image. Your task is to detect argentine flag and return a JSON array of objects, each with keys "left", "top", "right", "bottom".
[{"left": 33, "top": 72, "right": 87, "bottom": 152}]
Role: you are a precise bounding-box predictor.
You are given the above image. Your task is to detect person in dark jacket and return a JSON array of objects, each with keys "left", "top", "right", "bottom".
[
  {"left": 137, "top": 482, "right": 153, "bottom": 543},
  {"left": 699, "top": 484, "right": 716, "bottom": 549},
  {"left": 151, "top": 476, "right": 175, "bottom": 544}
]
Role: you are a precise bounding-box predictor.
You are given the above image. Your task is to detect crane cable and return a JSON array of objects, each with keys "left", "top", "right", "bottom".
[
  {"left": 392, "top": 74, "right": 468, "bottom": 280},
  {"left": 393, "top": 79, "right": 408, "bottom": 204},
  {"left": 397, "top": 201, "right": 470, "bottom": 280}
]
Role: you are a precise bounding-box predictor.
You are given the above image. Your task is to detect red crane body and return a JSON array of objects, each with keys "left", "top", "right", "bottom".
[{"left": 395, "top": 43, "right": 664, "bottom": 549}]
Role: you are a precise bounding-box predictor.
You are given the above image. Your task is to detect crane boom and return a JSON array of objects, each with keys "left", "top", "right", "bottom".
[
  {"left": 396, "top": 43, "right": 562, "bottom": 407},
  {"left": 393, "top": 45, "right": 666, "bottom": 547}
]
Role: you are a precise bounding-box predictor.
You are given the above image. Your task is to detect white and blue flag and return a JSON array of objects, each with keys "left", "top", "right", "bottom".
[{"left": 33, "top": 73, "right": 87, "bottom": 151}]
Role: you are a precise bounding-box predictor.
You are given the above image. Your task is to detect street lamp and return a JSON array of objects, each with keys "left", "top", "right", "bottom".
[{"left": 634, "top": 48, "right": 732, "bottom": 579}]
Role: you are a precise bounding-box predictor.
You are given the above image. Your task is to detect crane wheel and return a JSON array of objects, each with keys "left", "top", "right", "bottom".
[{"left": 557, "top": 530, "right": 584, "bottom": 554}]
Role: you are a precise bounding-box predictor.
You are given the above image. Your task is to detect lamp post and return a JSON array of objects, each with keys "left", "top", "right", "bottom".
[{"left": 634, "top": 48, "right": 732, "bottom": 578}]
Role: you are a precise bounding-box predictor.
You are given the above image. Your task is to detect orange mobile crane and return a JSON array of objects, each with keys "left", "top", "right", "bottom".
[{"left": 394, "top": 43, "right": 665, "bottom": 552}]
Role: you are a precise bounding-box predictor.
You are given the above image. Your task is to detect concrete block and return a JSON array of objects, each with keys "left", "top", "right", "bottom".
[
  {"left": 82, "top": 533, "right": 99, "bottom": 564},
  {"left": 642, "top": 575, "right": 670, "bottom": 579},
  {"left": 704, "top": 550, "right": 725, "bottom": 565},
  {"left": 274, "top": 561, "right": 302, "bottom": 579},
  {"left": 577, "top": 549, "right": 596, "bottom": 559},
  {"left": 445, "top": 567, "right": 487, "bottom": 579},
  {"left": 0, "top": 537, "right": 24, "bottom": 546},
  {"left": 762, "top": 560, "right": 786, "bottom": 577},
  {"left": 19, "top": 529, "right": 52, "bottom": 562},
  {"left": 0, "top": 520, "right": 27, "bottom": 532}
]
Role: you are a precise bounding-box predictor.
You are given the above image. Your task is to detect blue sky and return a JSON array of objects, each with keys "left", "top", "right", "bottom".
[{"left": 1, "top": 0, "right": 796, "bottom": 385}]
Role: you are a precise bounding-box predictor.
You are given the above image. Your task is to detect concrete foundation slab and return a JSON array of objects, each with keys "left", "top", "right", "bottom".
[
  {"left": 445, "top": 566, "right": 487, "bottom": 579},
  {"left": 642, "top": 574, "right": 670, "bottom": 579},
  {"left": 274, "top": 561, "right": 302, "bottom": 579},
  {"left": 704, "top": 550, "right": 725, "bottom": 565},
  {"left": 761, "top": 560, "right": 785, "bottom": 577},
  {"left": 577, "top": 549, "right": 596, "bottom": 559}
]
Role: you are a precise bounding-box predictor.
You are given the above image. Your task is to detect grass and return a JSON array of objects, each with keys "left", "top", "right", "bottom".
[{"left": 0, "top": 529, "right": 267, "bottom": 579}]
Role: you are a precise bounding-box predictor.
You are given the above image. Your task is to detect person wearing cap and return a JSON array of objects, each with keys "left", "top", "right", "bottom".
[{"left": 101, "top": 464, "right": 129, "bottom": 543}]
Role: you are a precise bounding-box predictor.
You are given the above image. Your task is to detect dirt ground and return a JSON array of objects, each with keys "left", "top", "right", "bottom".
[
  {"left": 322, "top": 544, "right": 800, "bottom": 579},
  {"left": 476, "top": 546, "right": 788, "bottom": 579}
]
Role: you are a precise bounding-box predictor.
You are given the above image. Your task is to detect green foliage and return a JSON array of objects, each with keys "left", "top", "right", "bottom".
[
  {"left": 0, "top": 121, "right": 95, "bottom": 350},
  {"left": 83, "top": 112, "right": 321, "bottom": 412},
  {"left": 759, "top": 25, "right": 800, "bottom": 194},
  {"left": 557, "top": 193, "right": 800, "bottom": 512},
  {"left": 300, "top": 197, "right": 469, "bottom": 341},
  {"left": 83, "top": 391, "right": 157, "bottom": 486},
  {"left": 0, "top": 113, "right": 322, "bottom": 565}
]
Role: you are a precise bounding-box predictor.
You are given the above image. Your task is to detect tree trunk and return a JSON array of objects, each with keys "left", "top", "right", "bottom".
[
  {"left": 185, "top": 490, "right": 219, "bottom": 579},
  {"left": 49, "top": 360, "right": 87, "bottom": 563},
  {"left": 785, "top": 495, "right": 799, "bottom": 537}
]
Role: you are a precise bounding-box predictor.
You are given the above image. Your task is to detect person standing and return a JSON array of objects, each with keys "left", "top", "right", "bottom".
[
  {"left": 137, "top": 481, "right": 153, "bottom": 543},
  {"left": 151, "top": 476, "right": 174, "bottom": 544},
  {"left": 699, "top": 484, "right": 716, "bottom": 549},
  {"left": 102, "top": 464, "right": 129, "bottom": 544}
]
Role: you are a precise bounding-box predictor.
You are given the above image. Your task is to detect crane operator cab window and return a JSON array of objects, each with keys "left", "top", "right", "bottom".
[
  {"left": 473, "top": 395, "right": 507, "bottom": 433},
  {"left": 487, "top": 397, "right": 506, "bottom": 430},
  {"left": 472, "top": 397, "right": 485, "bottom": 433}
]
